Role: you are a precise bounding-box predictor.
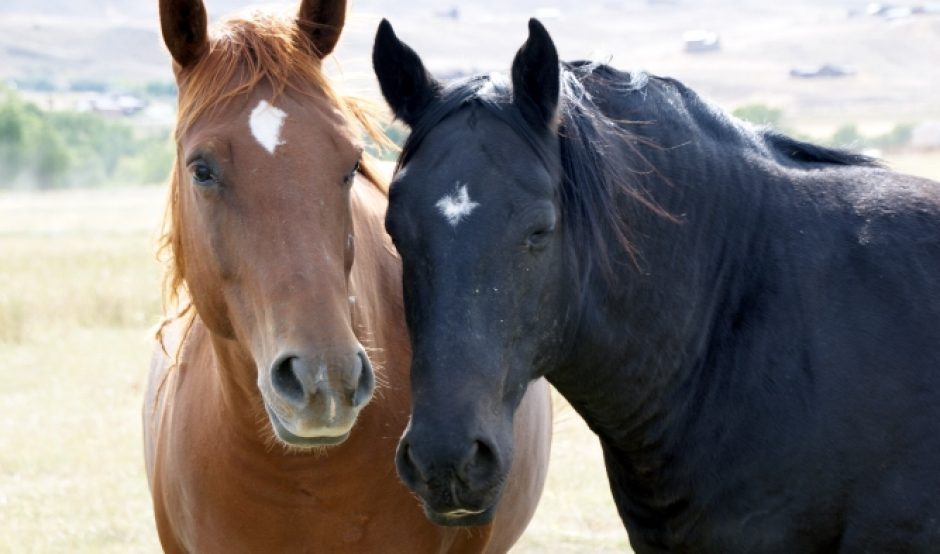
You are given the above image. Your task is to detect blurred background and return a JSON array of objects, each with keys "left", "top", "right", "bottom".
[{"left": 0, "top": 1, "right": 937, "bottom": 552}]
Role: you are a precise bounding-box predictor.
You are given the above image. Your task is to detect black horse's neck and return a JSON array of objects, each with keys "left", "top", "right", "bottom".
[{"left": 545, "top": 68, "right": 825, "bottom": 539}]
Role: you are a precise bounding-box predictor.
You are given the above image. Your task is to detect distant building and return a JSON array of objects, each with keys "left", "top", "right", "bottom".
[
  {"left": 789, "top": 64, "right": 856, "bottom": 79},
  {"left": 683, "top": 30, "right": 720, "bottom": 53},
  {"left": 76, "top": 94, "right": 146, "bottom": 117}
]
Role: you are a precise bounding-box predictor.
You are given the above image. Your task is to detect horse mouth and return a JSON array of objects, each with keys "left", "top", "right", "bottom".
[
  {"left": 423, "top": 504, "right": 496, "bottom": 527},
  {"left": 265, "top": 405, "right": 352, "bottom": 448}
]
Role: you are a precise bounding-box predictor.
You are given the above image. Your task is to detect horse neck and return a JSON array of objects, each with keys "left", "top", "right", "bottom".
[
  {"left": 549, "top": 102, "right": 798, "bottom": 510},
  {"left": 347, "top": 177, "right": 410, "bottom": 374}
]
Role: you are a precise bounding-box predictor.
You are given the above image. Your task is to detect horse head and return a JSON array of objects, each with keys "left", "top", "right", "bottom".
[{"left": 160, "top": 0, "right": 375, "bottom": 448}]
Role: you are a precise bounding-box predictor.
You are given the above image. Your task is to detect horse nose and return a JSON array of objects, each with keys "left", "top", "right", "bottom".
[
  {"left": 459, "top": 439, "right": 500, "bottom": 485},
  {"left": 396, "top": 437, "right": 427, "bottom": 486},
  {"left": 396, "top": 433, "right": 501, "bottom": 498},
  {"left": 351, "top": 348, "right": 375, "bottom": 408},
  {"left": 270, "top": 346, "right": 375, "bottom": 408},
  {"left": 271, "top": 355, "right": 307, "bottom": 406}
]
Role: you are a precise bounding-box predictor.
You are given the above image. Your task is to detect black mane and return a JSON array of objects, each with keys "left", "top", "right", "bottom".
[
  {"left": 398, "top": 62, "right": 878, "bottom": 277},
  {"left": 763, "top": 130, "right": 879, "bottom": 167}
]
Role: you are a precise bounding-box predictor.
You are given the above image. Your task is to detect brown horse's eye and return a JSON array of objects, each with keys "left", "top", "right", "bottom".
[{"left": 190, "top": 161, "right": 216, "bottom": 187}]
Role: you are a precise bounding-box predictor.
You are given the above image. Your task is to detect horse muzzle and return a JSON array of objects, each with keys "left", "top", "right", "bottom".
[
  {"left": 395, "top": 429, "right": 507, "bottom": 526},
  {"left": 261, "top": 346, "right": 375, "bottom": 447}
]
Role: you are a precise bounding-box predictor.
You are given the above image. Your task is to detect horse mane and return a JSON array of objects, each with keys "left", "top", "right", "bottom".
[
  {"left": 397, "top": 62, "right": 673, "bottom": 281},
  {"left": 397, "top": 61, "right": 885, "bottom": 281},
  {"left": 158, "top": 8, "right": 391, "bottom": 349},
  {"left": 762, "top": 130, "right": 880, "bottom": 167}
]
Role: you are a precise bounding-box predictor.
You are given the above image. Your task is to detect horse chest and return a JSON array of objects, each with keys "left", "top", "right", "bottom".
[
  {"left": 153, "top": 396, "right": 458, "bottom": 553},
  {"left": 157, "top": 448, "right": 398, "bottom": 553}
]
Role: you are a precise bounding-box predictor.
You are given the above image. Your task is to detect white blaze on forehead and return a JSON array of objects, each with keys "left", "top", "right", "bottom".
[
  {"left": 249, "top": 99, "right": 287, "bottom": 155},
  {"left": 436, "top": 183, "right": 480, "bottom": 227}
]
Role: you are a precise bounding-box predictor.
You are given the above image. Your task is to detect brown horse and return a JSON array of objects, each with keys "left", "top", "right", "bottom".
[{"left": 142, "top": 1, "right": 552, "bottom": 552}]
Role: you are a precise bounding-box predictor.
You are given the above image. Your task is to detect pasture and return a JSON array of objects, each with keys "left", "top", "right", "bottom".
[
  {"left": 0, "top": 187, "right": 629, "bottom": 552},
  {"left": 1, "top": 151, "right": 937, "bottom": 551}
]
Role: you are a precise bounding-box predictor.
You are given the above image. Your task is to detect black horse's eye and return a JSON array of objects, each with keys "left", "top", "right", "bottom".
[
  {"left": 526, "top": 225, "right": 555, "bottom": 251},
  {"left": 189, "top": 161, "right": 216, "bottom": 186}
]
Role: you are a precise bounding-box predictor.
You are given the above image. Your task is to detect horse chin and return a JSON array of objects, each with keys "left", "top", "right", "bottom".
[
  {"left": 422, "top": 504, "right": 497, "bottom": 528},
  {"left": 265, "top": 405, "right": 354, "bottom": 449}
]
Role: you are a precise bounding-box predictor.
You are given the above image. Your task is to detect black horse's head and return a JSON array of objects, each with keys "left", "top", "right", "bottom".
[{"left": 373, "top": 19, "right": 574, "bottom": 525}]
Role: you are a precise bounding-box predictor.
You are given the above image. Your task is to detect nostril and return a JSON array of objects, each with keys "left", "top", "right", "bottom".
[
  {"left": 460, "top": 439, "right": 500, "bottom": 484},
  {"left": 271, "top": 355, "right": 305, "bottom": 405},
  {"left": 351, "top": 348, "right": 375, "bottom": 408},
  {"left": 396, "top": 440, "right": 425, "bottom": 485}
]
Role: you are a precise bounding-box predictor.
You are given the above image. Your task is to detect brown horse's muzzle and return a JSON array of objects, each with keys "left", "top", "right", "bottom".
[{"left": 261, "top": 346, "right": 374, "bottom": 447}]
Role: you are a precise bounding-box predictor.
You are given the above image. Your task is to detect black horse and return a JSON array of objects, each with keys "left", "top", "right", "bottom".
[{"left": 373, "top": 18, "right": 940, "bottom": 552}]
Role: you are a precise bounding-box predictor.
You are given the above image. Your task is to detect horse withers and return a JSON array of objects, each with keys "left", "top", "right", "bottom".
[
  {"left": 142, "top": 2, "right": 551, "bottom": 552},
  {"left": 373, "top": 18, "right": 940, "bottom": 552}
]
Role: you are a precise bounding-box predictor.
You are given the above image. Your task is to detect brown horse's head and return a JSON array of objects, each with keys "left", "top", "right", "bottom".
[{"left": 159, "top": 0, "right": 382, "bottom": 448}]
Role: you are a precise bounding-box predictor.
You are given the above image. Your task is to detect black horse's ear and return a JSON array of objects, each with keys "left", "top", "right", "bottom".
[
  {"left": 159, "top": 0, "right": 209, "bottom": 69},
  {"left": 372, "top": 19, "right": 441, "bottom": 127},
  {"left": 297, "top": 0, "right": 346, "bottom": 57},
  {"left": 511, "top": 19, "right": 560, "bottom": 129}
]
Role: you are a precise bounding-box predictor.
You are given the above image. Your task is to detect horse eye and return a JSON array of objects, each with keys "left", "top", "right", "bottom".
[
  {"left": 526, "top": 225, "right": 555, "bottom": 251},
  {"left": 189, "top": 161, "right": 216, "bottom": 186}
]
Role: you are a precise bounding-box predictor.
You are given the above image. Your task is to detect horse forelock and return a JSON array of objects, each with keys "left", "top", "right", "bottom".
[{"left": 157, "top": 8, "right": 391, "bottom": 353}]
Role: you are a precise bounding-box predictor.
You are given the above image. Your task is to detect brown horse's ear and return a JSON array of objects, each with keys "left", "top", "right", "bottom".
[
  {"left": 297, "top": 0, "right": 347, "bottom": 57},
  {"left": 159, "top": 0, "right": 209, "bottom": 69}
]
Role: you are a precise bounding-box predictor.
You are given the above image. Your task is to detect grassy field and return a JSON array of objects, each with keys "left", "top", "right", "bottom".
[
  {"left": 1, "top": 149, "right": 937, "bottom": 552},
  {"left": 0, "top": 186, "right": 629, "bottom": 552},
  {"left": 0, "top": 188, "right": 163, "bottom": 552}
]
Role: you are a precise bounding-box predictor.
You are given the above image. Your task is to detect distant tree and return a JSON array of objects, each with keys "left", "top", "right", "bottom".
[
  {"left": 33, "top": 124, "right": 70, "bottom": 189},
  {"left": 0, "top": 85, "right": 175, "bottom": 189},
  {"left": 831, "top": 124, "right": 862, "bottom": 148},
  {"left": 0, "top": 90, "right": 33, "bottom": 185},
  {"left": 49, "top": 111, "right": 135, "bottom": 176},
  {"left": 69, "top": 79, "right": 109, "bottom": 93},
  {"left": 732, "top": 104, "right": 783, "bottom": 128},
  {"left": 871, "top": 123, "right": 913, "bottom": 150},
  {"left": 0, "top": 99, "right": 26, "bottom": 179},
  {"left": 13, "top": 77, "right": 57, "bottom": 92},
  {"left": 144, "top": 80, "right": 178, "bottom": 97}
]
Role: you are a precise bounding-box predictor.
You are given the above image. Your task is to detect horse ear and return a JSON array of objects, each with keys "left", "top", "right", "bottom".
[
  {"left": 297, "top": 0, "right": 347, "bottom": 57},
  {"left": 372, "top": 19, "right": 441, "bottom": 127},
  {"left": 159, "top": 0, "right": 209, "bottom": 69},
  {"left": 511, "top": 19, "right": 560, "bottom": 129}
]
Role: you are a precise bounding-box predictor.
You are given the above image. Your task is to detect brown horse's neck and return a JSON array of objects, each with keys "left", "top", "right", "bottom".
[
  {"left": 196, "top": 175, "right": 409, "bottom": 459},
  {"left": 347, "top": 175, "right": 409, "bottom": 369}
]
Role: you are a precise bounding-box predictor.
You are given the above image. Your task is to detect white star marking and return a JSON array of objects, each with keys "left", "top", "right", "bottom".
[
  {"left": 436, "top": 183, "right": 480, "bottom": 227},
  {"left": 249, "top": 99, "right": 287, "bottom": 155}
]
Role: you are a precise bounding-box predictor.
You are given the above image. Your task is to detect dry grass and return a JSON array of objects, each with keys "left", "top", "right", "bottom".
[
  {"left": 0, "top": 186, "right": 625, "bottom": 553},
  {"left": 514, "top": 399, "right": 630, "bottom": 553},
  {"left": 0, "top": 188, "right": 163, "bottom": 553}
]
